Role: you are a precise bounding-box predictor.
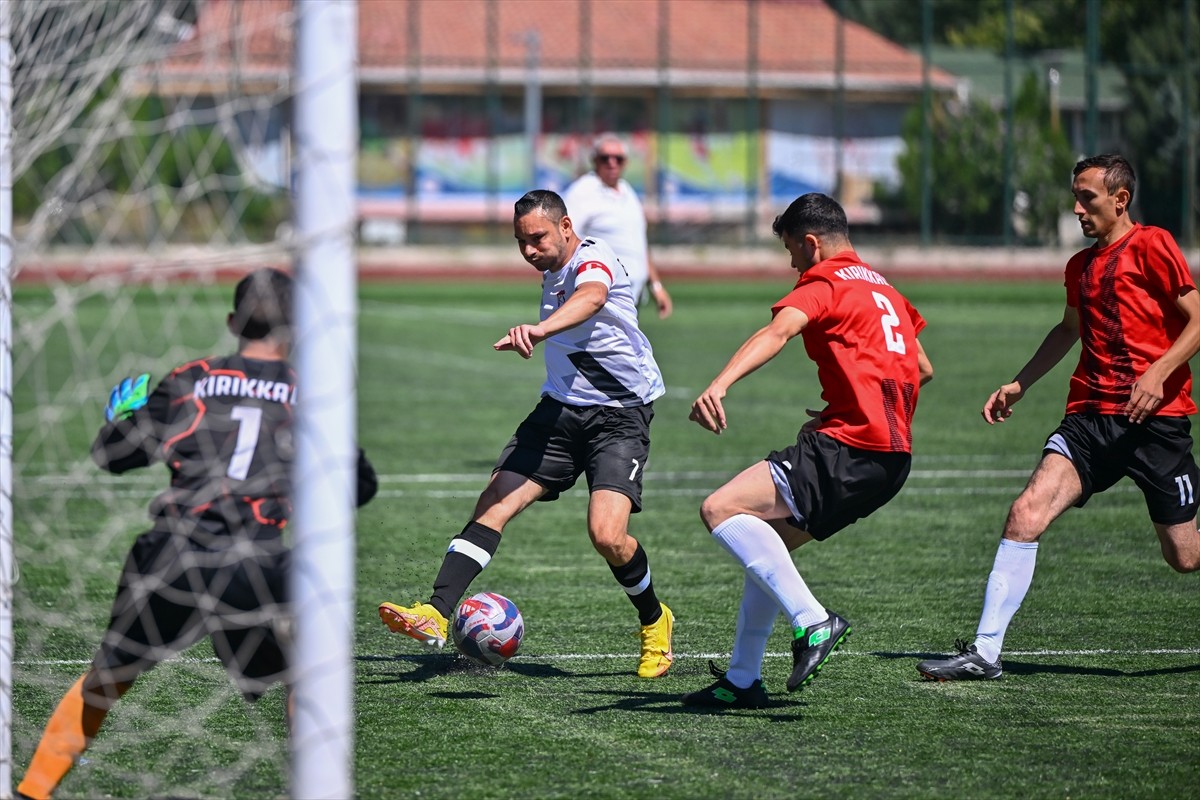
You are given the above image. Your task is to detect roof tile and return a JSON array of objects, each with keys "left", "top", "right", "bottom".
[{"left": 159, "top": 0, "right": 954, "bottom": 89}]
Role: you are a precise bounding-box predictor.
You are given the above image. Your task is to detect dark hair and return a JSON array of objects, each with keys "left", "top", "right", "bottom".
[
  {"left": 1073, "top": 154, "right": 1136, "bottom": 200},
  {"left": 231, "top": 268, "right": 293, "bottom": 340},
  {"left": 771, "top": 193, "right": 849, "bottom": 241},
  {"left": 514, "top": 189, "right": 568, "bottom": 222}
]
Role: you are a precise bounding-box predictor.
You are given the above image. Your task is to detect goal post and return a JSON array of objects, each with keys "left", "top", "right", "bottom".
[
  {"left": 290, "top": 2, "right": 359, "bottom": 798},
  {"left": 2, "top": 1, "right": 17, "bottom": 795}
]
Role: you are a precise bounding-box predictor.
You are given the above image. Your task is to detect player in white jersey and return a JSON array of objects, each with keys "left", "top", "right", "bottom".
[
  {"left": 563, "top": 133, "right": 674, "bottom": 319},
  {"left": 539, "top": 234, "right": 665, "bottom": 407},
  {"left": 379, "top": 190, "right": 675, "bottom": 679}
]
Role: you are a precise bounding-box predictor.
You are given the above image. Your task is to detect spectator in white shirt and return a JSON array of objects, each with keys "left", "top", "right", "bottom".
[{"left": 563, "top": 134, "right": 674, "bottom": 319}]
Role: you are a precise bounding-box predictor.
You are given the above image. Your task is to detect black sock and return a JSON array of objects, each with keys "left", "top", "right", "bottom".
[
  {"left": 430, "top": 521, "right": 502, "bottom": 619},
  {"left": 609, "top": 543, "right": 662, "bottom": 626}
]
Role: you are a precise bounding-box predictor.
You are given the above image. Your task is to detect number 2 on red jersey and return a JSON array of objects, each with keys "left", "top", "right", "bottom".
[{"left": 873, "top": 291, "right": 907, "bottom": 355}]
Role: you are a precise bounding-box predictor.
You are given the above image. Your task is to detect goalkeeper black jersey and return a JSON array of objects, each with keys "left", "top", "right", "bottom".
[{"left": 92, "top": 354, "right": 373, "bottom": 537}]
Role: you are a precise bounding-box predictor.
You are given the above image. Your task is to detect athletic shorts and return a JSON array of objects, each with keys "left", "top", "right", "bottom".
[
  {"left": 1044, "top": 413, "right": 1199, "bottom": 525},
  {"left": 92, "top": 526, "right": 290, "bottom": 701},
  {"left": 495, "top": 395, "right": 653, "bottom": 512},
  {"left": 766, "top": 430, "right": 911, "bottom": 541}
]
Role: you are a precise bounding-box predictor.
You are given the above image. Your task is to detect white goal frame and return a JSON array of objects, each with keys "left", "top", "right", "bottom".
[
  {"left": 1, "top": 2, "right": 17, "bottom": 795},
  {"left": 290, "top": 2, "right": 359, "bottom": 799}
]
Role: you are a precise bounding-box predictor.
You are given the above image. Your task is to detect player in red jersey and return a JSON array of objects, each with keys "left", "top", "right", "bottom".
[
  {"left": 918, "top": 154, "right": 1200, "bottom": 682},
  {"left": 682, "top": 193, "right": 933, "bottom": 709}
]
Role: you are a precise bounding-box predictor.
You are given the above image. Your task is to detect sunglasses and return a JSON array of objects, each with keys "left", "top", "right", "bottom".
[{"left": 595, "top": 154, "right": 626, "bottom": 165}]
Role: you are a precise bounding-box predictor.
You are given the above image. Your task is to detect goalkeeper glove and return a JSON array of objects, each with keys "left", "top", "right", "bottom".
[{"left": 105, "top": 373, "right": 151, "bottom": 422}]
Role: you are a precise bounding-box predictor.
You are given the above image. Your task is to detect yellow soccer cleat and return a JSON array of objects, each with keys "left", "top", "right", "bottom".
[
  {"left": 637, "top": 602, "right": 675, "bottom": 678},
  {"left": 378, "top": 601, "right": 448, "bottom": 649}
]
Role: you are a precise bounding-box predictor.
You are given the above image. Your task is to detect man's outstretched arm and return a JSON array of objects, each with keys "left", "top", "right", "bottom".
[{"left": 690, "top": 306, "right": 808, "bottom": 434}]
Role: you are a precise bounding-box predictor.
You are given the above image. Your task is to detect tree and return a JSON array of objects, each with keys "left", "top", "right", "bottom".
[
  {"left": 837, "top": 0, "right": 1085, "bottom": 52},
  {"left": 896, "top": 72, "right": 1075, "bottom": 242},
  {"left": 843, "top": 0, "right": 1200, "bottom": 239},
  {"left": 11, "top": 1, "right": 285, "bottom": 245},
  {"left": 1118, "top": 4, "right": 1199, "bottom": 236}
]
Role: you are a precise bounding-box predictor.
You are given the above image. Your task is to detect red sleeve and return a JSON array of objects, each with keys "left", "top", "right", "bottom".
[
  {"left": 771, "top": 279, "right": 833, "bottom": 322},
  {"left": 1144, "top": 228, "right": 1196, "bottom": 298},
  {"left": 904, "top": 297, "right": 927, "bottom": 336}
]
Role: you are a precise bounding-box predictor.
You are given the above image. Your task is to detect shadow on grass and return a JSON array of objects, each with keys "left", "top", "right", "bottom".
[
  {"left": 871, "top": 651, "right": 1200, "bottom": 678},
  {"left": 355, "top": 654, "right": 808, "bottom": 718},
  {"left": 356, "top": 652, "right": 577, "bottom": 684},
  {"left": 569, "top": 688, "right": 806, "bottom": 721},
  {"left": 1003, "top": 660, "right": 1200, "bottom": 678}
]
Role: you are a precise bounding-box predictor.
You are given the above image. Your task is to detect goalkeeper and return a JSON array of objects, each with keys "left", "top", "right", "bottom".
[{"left": 17, "top": 269, "right": 378, "bottom": 800}]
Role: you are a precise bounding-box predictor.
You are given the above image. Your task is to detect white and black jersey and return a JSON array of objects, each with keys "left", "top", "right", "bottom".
[{"left": 539, "top": 236, "right": 665, "bottom": 408}]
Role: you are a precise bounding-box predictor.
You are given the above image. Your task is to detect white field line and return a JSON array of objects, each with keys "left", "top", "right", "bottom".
[
  {"left": 361, "top": 486, "right": 1134, "bottom": 499},
  {"left": 508, "top": 648, "right": 1200, "bottom": 660},
  {"left": 19, "top": 467, "right": 1134, "bottom": 501},
  {"left": 361, "top": 468, "right": 1058, "bottom": 499},
  {"left": 25, "top": 487, "right": 1087, "bottom": 500},
  {"left": 24, "top": 468, "right": 1038, "bottom": 485},
  {"left": 18, "top": 647, "right": 1200, "bottom": 668}
]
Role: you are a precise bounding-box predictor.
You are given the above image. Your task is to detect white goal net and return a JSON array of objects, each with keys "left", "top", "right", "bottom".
[{"left": 2, "top": 1, "right": 357, "bottom": 797}]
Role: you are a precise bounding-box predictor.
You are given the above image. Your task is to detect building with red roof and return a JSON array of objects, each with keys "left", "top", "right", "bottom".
[{"left": 148, "top": 0, "right": 959, "bottom": 239}]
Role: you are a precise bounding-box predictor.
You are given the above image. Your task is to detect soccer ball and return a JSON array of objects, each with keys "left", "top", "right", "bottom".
[{"left": 452, "top": 592, "right": 524, "bottom": 666}]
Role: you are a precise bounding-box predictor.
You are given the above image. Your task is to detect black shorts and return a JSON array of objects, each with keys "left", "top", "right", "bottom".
[
  {"left": 92, "top": 526, "right": 290, "bottom": 701},
  {"left": 495, "top": 395, "right": 653, "bottom": 512},
  {"left": 766, "top": 430, "right": 911, "bottom": 541},
  {"left": 1044, "top": 413, "right": 1199, "bottom": 525}
]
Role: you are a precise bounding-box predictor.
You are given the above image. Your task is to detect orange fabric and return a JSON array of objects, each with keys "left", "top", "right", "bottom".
[{"left": 18, "top": 674, "right": 115, "bottom": 800}]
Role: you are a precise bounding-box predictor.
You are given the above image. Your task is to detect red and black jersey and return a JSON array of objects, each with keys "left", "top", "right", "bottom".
[
  {"left": 1065, "top": 224, "right": 1197, "bottom": 417},
  {"left": 93, "top": 355, "right": 300, "bottom": 537},
  {"left": 772, "top": 251, "right": 926, "bottom": 453}
]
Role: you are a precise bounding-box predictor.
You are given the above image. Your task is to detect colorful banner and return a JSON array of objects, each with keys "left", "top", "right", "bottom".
[
  {"left": 357, "top": 130, "right": 904, "bottom": 217},
  {"left": 657, "top": 132, "right": 753, "bottom": 202}
]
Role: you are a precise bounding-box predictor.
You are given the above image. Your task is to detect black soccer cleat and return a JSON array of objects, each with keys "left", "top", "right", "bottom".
[
  {"left": 682, "top": 660, "right": 770, "bottom": 710},
  {"left": 786, "top": 612, "right": 851, "bottom": 692},
  {"left": 916, "top": 638, "right": 1003, "bottom": 681}
]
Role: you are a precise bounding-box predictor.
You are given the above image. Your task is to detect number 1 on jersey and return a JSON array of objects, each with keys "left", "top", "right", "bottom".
[{"left": 228, "top": 405, "right": 263, "bottom": 480}]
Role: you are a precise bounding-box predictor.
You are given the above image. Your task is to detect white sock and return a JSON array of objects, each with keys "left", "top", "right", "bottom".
[
  {"left": 710, "top": 514, "right": 827, "bottom": 631},
  {"left": 725, "top": 574, "right": 778, "bottom": 689},
  {"left": 973, "top": 539, "right": 1039, "bottom": 663}
]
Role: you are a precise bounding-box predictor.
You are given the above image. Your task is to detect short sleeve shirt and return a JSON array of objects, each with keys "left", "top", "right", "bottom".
[
  {"left": 772, "top": 251, "right": 926, "bottom": 453},
  {"left": 539, "top": 236, "right": 665, "bottom": 408},
  {"left": 1064, "top": 224, "right": 1197, "bottom": 416},
  {"left": 561, "top": 174, "right": 650, "bottom": 291}
]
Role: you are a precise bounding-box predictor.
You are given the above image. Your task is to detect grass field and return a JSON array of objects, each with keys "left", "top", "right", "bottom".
[{"left": 11, "top": 278, "right": 1200, "bottom": 799}]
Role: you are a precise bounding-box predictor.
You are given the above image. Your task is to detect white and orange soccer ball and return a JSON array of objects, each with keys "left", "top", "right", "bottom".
[{"left": 452, "top": 592, "right": 524, "bottom": 666}]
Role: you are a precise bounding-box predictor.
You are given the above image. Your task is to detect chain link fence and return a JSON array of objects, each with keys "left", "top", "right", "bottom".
[{"left": 10, "top": 0, "right": 1199, "bottom": 254}]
